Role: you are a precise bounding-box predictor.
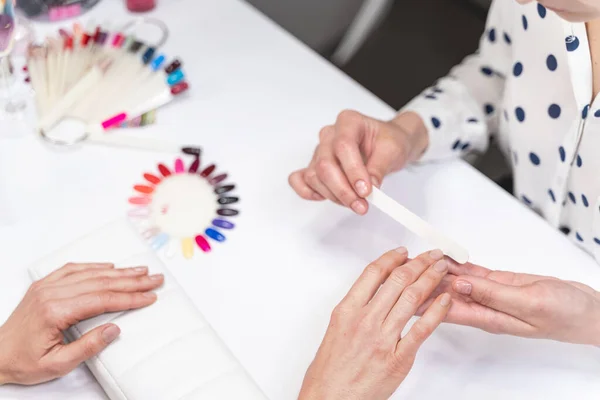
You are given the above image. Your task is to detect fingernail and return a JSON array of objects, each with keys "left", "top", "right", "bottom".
[
  {"left": 370, "top": 176, "right": 380, "bottom": 188},
  {"left": 102, "top": 325, "right": 120, "bottom": 344},
  {"left": 440, "top": 293, "right": 451, "bottom": 307},
  {"left": 351, "top": 200, "right": 367, "bottom": 215},
  {"left": 395, "top": 246, "right": 408, "bottom": 255},
  {"left": 355, "top": 180, "right": 368, "bottom": 197},
  {"left": 132, "top": 267, "right": 147, "bottom": 273},
  {"left": 149, "top": 274, "right": 164, "bottom": 281},
  {"left": 429, "top": 249, "right": 443, "bottom": 260},
  {"left": 454, "top": 280, "right": 472, "bottom": 295},
  {"left": 433, "top": 260, "right": 447, "bottom": 272},
  {"left": 143, "top": 292, "right": 157, "bottom": 299}
]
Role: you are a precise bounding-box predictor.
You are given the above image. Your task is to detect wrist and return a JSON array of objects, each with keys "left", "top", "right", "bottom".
[
  {"left": 389, "top": 111, "right": 429, "bottom": 163},
  {"left": 0, "top": 326, "right": 14, "bottom": 385}
]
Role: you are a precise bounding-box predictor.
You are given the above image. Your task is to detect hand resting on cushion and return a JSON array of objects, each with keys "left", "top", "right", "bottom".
[{"left": 0, "top": 263, "right": 163, "bottom": 385}]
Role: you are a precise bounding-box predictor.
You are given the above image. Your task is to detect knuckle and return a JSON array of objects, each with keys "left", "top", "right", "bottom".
[
  {"left": 364, "top": 262, "right": 383, "bottom": 278},
  {"left": 389, "top": 268, "right": 413, "bottom": 287},
  {"left": 318, "top": 126, "right": 333, "bottom": 140},
  {"left": 332, "top": 138, "right": 353, "bottom": 156},
  {"left": 401, "top": 287, "right": 423, "bottom": 306},
  {"left": 337, "top": 109, "right": 360, "bottom": 123},
  {"left": 387, "top": 351, "right": 415, "bottom": 375},
  {"left": 82, "top": 339, "right": 100, "bottom": 359},
  {"left": 409, "top": 322, "right": 431, "bottom": 343},
  {"left": 357, "top": 313, "right": 377, "bottom": 333},
  {"left": 99, "top": 277, "right": 113, "bottom": 290},
  {"left": 315, "top": 158, "right": 334, "bottom": 178},
  {"left": 41, "top": 300, "right": 61, "bottom": 323},
  {"left": 477, "top": 287, "right": 495, "bottom": 307}
]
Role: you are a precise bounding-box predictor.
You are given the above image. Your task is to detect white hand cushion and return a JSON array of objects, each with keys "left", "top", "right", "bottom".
[{"left": 27, "top": 219, "right": 266, "bottom": 400}]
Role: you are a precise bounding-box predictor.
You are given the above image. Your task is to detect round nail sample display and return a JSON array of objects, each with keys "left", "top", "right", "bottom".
[{"left": 128, "top": 147, "right": 238, "bottom": 259}]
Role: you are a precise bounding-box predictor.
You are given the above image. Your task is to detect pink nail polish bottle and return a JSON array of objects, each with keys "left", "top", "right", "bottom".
[{"left": 126, "top": 0, "right": 156, "bottom": 12}]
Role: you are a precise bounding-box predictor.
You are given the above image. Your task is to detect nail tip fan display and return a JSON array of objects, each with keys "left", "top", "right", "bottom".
[
  {"left": 128, "top": 148, "right": 239, "bottom": 260},
  {"left": 26, "top": 20, "right": 189, "bottom": 141}
]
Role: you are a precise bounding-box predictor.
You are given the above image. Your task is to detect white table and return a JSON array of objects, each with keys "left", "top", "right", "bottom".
[{"left": 1, "top": 0, "right": 600, "bottom": 399}]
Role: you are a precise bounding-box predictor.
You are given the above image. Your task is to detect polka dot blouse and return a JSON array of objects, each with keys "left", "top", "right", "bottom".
[{"left": 402, "top": 1, "right": 600, "bottom": 262}]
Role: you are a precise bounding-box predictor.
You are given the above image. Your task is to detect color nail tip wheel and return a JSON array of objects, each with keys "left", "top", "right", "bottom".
[{"left": 128, "top": 149, "right": 239, "bottom": 259}]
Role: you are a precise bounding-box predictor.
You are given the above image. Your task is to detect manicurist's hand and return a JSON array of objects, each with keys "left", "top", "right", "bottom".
[
  {"left": 421, "top": 261, "right": 600, "bottom": 346},
  {"left": 289, "top": 110, "right": 428, "bottom": 215},
  {"left": 298, "top": 249, "right": 452, "bottom": 400},
  {"left": 0, "top": 263, "right": 164, "bottom": 385}
]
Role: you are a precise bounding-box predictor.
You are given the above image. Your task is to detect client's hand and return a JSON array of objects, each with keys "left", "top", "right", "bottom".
[
  {"left": 299, "top": 249, "right": 452, "bottom": 400},
  {"left": 0, "top": 263, "right": 164, "bottom": 385},
  {"left": 421, "top": 261, "right": 600, "bottom": 346}
]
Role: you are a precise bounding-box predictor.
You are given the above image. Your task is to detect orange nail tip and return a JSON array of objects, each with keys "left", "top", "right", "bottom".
[{"left": 134, "top": 185, "right": 154, "bottom": 194}]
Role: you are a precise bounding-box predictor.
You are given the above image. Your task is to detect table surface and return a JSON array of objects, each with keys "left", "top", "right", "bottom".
[{"left": 1, "top": 0, "right": 600, "bottom": 399}]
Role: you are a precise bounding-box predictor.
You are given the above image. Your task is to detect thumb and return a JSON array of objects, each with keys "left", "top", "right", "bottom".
[
  {"left": 452, "top": 276, "right": 526, "bottom": 317},
  {"left": 51, "top": 324, "right": 121, "bottom": 374}
]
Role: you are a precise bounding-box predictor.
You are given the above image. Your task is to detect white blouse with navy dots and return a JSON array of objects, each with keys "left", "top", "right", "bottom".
[{"left": 403, "top": 0, "right": 600, "bottom": 263}]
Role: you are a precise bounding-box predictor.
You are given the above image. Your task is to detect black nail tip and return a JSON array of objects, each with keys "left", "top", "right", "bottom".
[
  {"left": 217, "top": 208, "right": 239, "bottom": 216},
  {"left": 215, "top": 185, "right": 235, "bottom": 195},
  {"left": 217, "top": 196, "right": 239, "bottom": 205},
  {"left": 182, "top": 147, "right": 202, "bottom": 156}
]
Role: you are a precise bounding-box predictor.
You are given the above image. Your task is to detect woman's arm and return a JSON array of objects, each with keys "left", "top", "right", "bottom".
[{"left": 401, "top": 0, "right": 515, "bottom": 163}]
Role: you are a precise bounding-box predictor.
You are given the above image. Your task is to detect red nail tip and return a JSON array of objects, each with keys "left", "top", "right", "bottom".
[
  {"left": 22, "top": 66, "right": 28, "bottom": 72},
  {"left": 195, "top": 235, "right": 211, "bottom": 252},
  {"left": 144, "top": 173, "right": 161, "bottom": 185},
  {"left": 170, "top": 81, "right": 189, "bottom": 95},
  {"left": 189, "top": 158, "right": 200, "bottom": 173},
  {"left": 158, "top": 163, "right": 172, "bottom": 177},
  {"left": 201, "top": 164, "right": 216, "bottom": 177},
  {"left": 24, "top": 77, "right": 30, "bottom": 83}
]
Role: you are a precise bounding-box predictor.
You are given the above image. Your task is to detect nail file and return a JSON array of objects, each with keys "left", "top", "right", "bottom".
[{"left": 367, "top": 187, "right": 470, "bottom": 264}]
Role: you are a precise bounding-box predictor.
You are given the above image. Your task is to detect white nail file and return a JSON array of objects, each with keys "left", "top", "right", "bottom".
[{"left": 367, "top": 187, "right": 470, "bottom": 264}]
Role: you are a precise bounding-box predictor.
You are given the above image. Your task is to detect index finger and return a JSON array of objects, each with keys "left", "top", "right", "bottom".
[
  {"left": 44, "top": 263, "right": 114, "bottom": 283},
  {"left": 333, "top": 111, "right": 372, "bottom": 198}
]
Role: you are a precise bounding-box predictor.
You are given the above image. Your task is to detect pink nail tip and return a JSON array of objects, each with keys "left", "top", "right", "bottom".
[
  {"left": 128, "top": 196, "right": 151, "bottom": 205},
  {"left": 175, "top": 158, "right": 184, "bottom": 173},
  {"left": 195, "top": 235, "right": 211, "bottom": 252}
]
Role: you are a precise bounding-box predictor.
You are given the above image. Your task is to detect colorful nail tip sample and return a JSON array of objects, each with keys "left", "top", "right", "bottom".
[
  {"left": 215, "top": 185, "right": 235, "bottom": 195},
  {"left": 175, "top": 158, "right": 184, "bottom": 173},
  {"left": 144, "top": 173, "right": 162, "bottom": 185},
  {"left": 129, "top": 196, "right": 151, "bottom": 205},
  {"left": 212, "top": 219, "right": 235, "bottom": 229},
  {"left": 217, "top": 208, "right": 239, "bottom": 216},
  {"left": 210, "top": 174, "right": 228, "bottom": 185},
  {"left": 151, "top": 233, "right": 169, "bottom": 250},
  {"left": 205, "top": 228, "right": 226, "bottom": 242},
  {"left": 158, "top": 163, "right": 172, "bottom": 177},
  {"left": 129, "top": 150, "right": 239, "bottom": 259},
  {"left": 189, "top": 159, "right": 200, "bottom": 173},
  {"left": 134, "top": 185, "right": 154, "bottom": 194},
  {"left": 195, "top": 235, "right": 211, "bottom": 252},
  {"left": 217, "top": 196, "right": 239, "bottom": 205},
  {"left": 182, "top": 237, "right": 194, "bottom": 259},
  {"left": 201, "top": 164, "right": 216, "bottom": 177},
  {"left": 182, "top": 146, "right": 201, "bottom": 156}
]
